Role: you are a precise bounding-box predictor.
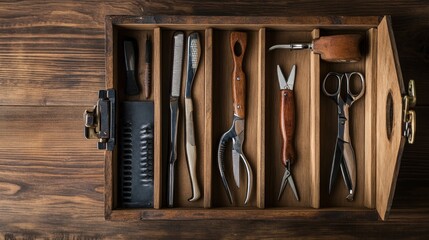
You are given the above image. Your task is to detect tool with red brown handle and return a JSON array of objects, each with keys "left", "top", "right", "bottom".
[
  {"left": 231, "top": 32, "right": 247, "bottom": 188},
  {"left": 231, "top": 32, "right": 247, "bottom": 119},
  {"left": 269, "top": 34, "right": 362, "bottom": 63},
  {"left": 277, "top": 65, "right": 299, "bottom": 201},
  {"left": 217, "top": 31, "right": 253, "bottom": 205}
]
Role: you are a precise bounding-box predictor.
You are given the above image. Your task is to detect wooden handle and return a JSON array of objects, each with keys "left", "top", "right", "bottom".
[
  {"left": 230, "top": 32, "right": 247, "bottom": 118},
  {"left": 185, "top": 98, "right": 201, "bottom": 201},
  {"left": 144, "top": 63, "right": 151, "bottom": 99},
  {"left": 312, "top": 34, "right": 362, "bottom": 62},
  {"left": 280, "top": 89, "right": 296, "bottom": 166}
]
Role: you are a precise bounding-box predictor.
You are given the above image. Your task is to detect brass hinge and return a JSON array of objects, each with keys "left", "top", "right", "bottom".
[
  {"left": 84, "top": 89, "right": 116, "bottom": 150},
  {"left": 403, "top": 80, "right": 416, "bottom": 144}
]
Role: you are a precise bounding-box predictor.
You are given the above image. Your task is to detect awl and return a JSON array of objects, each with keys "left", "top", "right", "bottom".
[
  {"left": 168, "top": 31, "right": 185, "bottom": 207},
  {"left": 269, "top": 34, "right": 362, "bottom": 63}
]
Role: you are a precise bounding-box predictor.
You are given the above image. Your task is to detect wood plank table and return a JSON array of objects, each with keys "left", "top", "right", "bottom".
[{"left": 0, "top": 1, "right": 428, "bottom": 239}]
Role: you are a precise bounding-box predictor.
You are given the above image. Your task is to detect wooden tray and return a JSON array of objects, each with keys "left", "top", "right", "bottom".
[{"left": 85, "top": 15, "right": 416, "bottom": 221}]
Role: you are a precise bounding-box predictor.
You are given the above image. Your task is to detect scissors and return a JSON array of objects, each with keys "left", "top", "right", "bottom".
[
  {"left": 322, "top": 72, "right": 365, "bottom": 201},
  {"left": 276, "top": 65, "right": 299, "bottom": 201}
]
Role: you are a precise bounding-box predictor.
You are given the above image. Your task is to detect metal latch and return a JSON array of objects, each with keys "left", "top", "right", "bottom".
[
  {"left": 84, "top": 89, "right": 116, "bottom": 150},
  {"left": 403, "top": 80, "right": 416, "bottom": 144}
]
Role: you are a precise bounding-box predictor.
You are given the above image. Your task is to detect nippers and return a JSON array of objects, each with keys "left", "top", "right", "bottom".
[
  {"left": 276, "top": 65, "right": 299, "bottom": 201},
  {"left": 217, "top": 32, "right": 253, "bottom": 204}
]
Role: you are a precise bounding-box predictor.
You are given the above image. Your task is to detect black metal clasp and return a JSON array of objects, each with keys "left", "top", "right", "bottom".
[{"left": 84, "top": 89, "right": 116, "bottom": 150}]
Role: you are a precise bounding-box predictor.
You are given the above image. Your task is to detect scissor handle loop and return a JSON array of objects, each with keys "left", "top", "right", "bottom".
[
  {"left": 322, "top": 72, "right": 342, "bottom": 97},
  {"left": 346, "top": 72, "right": 365, "bottom": 103},
  {"left": 322, "top": 72, "right": 365, "bottom": 104}
]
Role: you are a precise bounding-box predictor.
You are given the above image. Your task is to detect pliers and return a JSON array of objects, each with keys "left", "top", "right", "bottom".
[{"left": 217, "top": 32, "right": 253, "bottom": 204}]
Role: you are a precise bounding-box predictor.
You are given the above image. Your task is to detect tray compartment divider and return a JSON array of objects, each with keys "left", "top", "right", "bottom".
[
  {"left": 364, "top": 27, "right": 377, "bottom": 209},
  {"left": 257, "top": 27, "right": 266, "bottom": 208},
  {"left": 310, "top": 29, "right": 321, "bottom": 208},
  {"left": 204, "top": 28, "right": 213, "bottom": 208},
  {"left": 153, "top": 27, "right": 162, "bottom": 209}
]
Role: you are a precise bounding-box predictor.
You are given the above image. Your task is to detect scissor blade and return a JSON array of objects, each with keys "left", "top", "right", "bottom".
[
  {"left": 277, "top": 65, "right": 296, "bottom": 90},
  {"left": 329, "top": 139, "right": 343, "bottom": 194},
  {"left": 232, "top": 149, "right": 240, "bottom": 187},
  {"left": 286, "top": 65, "right": 296, "bottom": 90},
  {"left": 341, "top": 141, "right": 356, "bottom": 201},
  {"left": 287, "top": 173, "right": 299, "bottom": 201},
  {"left": 277, "top": 65, "right": 288, "bottom": 90},
  {"left": 277, "top": 168, "right": 290, "bottom": 200}
]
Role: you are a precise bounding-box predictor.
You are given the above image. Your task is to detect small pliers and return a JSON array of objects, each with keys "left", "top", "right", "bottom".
[{"left": 277, "top": 65, "right": 299, "bottom": 201}]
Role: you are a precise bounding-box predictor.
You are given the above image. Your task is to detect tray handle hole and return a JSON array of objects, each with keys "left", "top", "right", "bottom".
[{"left": 386, "top": 91, "right": 394, "bottom": 140}]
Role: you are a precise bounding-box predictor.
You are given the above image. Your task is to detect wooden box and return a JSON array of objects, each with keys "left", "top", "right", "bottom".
[{"left": 84, "top": 15, "right": 416, "bottom": 221}]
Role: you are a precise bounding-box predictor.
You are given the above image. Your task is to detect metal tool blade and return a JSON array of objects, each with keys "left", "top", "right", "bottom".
[
  {"left": 329, "top": 139, "right": 343, "bottom": 194},
  {"left": 341, "top": 141, "right": 356, "bottom": 201},
  {"left": 269, "top": 43, "right": 312, "bottom": 51},
  {"left": 286, "top": 65, "right": 296, "bottom": 90},
  {"left": 277, "top": 65, "right": 296, "bottom": 90},
  {"left": 232, "top": 149, "right": 240, "bottom": 187},
  {"left": 168, "top": 31, "right": 184, "bottom": 207},
  {"left": 288, "top": 172, "right": 299, "bottom": 201},
  {"left": 277, "top": 167, "right": 299, "bottom": 201},
  {"left": 232, "top": 116, "right": 245, "bottom": 188},
  {"left": 185, "top": 32, "right": 201, "bottom": 98},
  {"left": 277, "top": 65, "right": 288, "bottom": 90},
  {"left": 239, "top": 152, "right": 253, "bottom": 204},
  {"left": 278, "top": 168, "right": 290, "bottom": 200},
  {"left": 217, "top": 131, "right": 234, "bottom": 204},
  {"left": 171, "top": 32, "right": 184, "bottom": 98}
]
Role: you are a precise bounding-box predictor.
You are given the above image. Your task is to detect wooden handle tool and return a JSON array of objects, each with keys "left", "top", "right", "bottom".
[
  {"left": 277, "top": 65, "right": 297, "bottom": 166},
  {"left": 280, "top": 88, "right": 296, "bottom": 166},
  {"left": 269, "top": 34, "right": 362, "bottom": 63},
  {"left": 185, "top": 32, "right": 201, "bottom": 202},
  {"left": 230, "top": 32, "right": 247, "bottom": 118},
  {"left": 276, "top": 65, "right": 299, "bottom": 201}
]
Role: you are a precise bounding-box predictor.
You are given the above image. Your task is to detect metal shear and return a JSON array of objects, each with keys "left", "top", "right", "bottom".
[
  {"left": 217, "top": 32, "right": 253, "bottom": 204},
  {"left": 322, "top": 72, "right": 365, "bottom": 201}
]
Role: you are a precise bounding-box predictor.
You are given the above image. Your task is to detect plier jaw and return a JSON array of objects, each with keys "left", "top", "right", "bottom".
[{"left": 217, "top": 116, "right": 253, "bottom": 205}]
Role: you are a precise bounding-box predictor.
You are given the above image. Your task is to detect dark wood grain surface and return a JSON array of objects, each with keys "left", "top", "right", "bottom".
[{"left": 0, "top": 1, "right": 428, "bottom": 239}]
